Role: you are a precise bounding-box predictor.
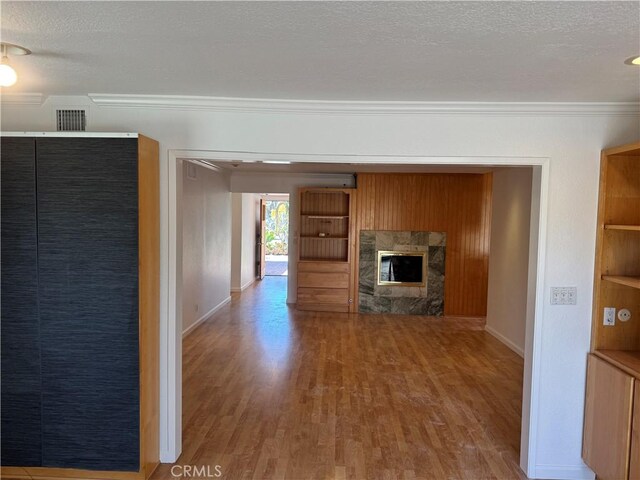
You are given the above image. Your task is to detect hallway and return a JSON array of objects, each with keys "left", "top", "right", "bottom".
[{"left": 152, "top": 277, "right": 525, "bottom": 480}]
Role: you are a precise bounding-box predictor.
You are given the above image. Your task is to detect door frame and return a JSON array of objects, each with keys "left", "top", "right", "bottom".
[
  {"left": 259, "top": 194, "right": 291, "bottom": 280},
  {"left": 259, "top": 198, "right": 266, "bottom": 279},
  {"left": 163, "top": 149, "right": 550, "bottom": 479}
]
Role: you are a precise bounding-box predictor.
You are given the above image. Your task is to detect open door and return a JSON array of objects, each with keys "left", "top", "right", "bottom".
[{"left": 259, "top": 199, "right": 266, "bottom": 280}]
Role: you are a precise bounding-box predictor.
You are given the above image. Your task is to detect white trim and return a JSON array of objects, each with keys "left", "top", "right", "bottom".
[
  {"left": 168, "top": 148, "right": 544, "bottom": 167},
  {"left": 182, "top": 297, "right": 231, "bottom": 338},
  {"left": 484, "top": 325, "right": 524, "bottom": 358},
  {"left": 533, "top": 464, "right": 595, "bottom": 480},
  {"left": 161, "top": 151, "right": 182, "bottom": 462},
  {"left": 183, "top": 158, "right": 224, "bottom": 174},
  {"left": 260, "top": 193, "right": 290, "bottom": 202},
  {"left": 88, "top": 94, "right": 639, "bottom": 117},
  {"left": 523, "top": 161, "right": 550, "bottom": 477},
  {"left": 0, "top": 93, "right": 44, "bottom": 105},
  {"left": 162, "top": 149, "right": 551, "bottom": 478},
  {"left": 0, "top": 131, "right": 138, "bottom": 138},
  {"left": 230, "top": 277, "right": 257, "bottom": 293}
]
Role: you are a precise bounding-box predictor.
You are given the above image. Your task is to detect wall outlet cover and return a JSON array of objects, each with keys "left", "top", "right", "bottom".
[{"left": 604, "top": 307, "right": 616, "bottom": 326}]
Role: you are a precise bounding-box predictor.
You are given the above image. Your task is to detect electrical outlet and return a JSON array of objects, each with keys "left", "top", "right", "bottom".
[
  {"left": 603, "top": 307, "right": 616, "bottom": 326},
  {"left": 618, "top": 309, "right": 631, "bottom": 322},
  {"left": 551, "top": 287, "right": 577, "bottom": 305}
]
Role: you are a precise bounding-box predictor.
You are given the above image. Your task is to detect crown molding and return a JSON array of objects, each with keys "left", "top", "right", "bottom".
[
  {"left": 0, "top": 93, "right": 44, "bottom": 105},
  {"left": 88, "top": 93, "right": 640, "bottom": 117}
]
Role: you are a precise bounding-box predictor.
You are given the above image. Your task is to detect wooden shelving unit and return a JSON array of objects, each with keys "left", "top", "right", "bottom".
[
  {"left": 604, "top": 224, "right": 640, "bottom": 232},
  {"left": 297, "top": 188, "right": 355, "bottom": 312},
  {"left": 298, "top": 188, "right": 352, "bottom": 263},
  {"left": 602, "top": 275, "right": 640, "bottom": 290},
  {"left": 583, "top": 141, "right": 640, "bottom": 480},
  {"left": 590, "top": 141, "right": 640, "bottom": 357}
]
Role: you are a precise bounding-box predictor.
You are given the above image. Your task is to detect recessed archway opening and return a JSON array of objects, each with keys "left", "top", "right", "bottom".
[{"left": 164, "top": 152, "right": 548, "bottom": 479}]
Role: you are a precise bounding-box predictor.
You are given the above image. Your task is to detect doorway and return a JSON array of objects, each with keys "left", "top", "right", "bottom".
[
  {"left": 166, "top": 152, "right": 549, "bottom": 479},
  {"left": 260, "top": 194, "right": 290, "bottom": 277}
]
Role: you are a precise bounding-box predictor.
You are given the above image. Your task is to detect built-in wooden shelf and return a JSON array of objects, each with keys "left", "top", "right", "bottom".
[
  {"left": 300, "top": 236, "right": 348, "bottom": 240},
  {"left": 601, "top": 275, "right": 640, "bottom": 289},
  {"left": 297, "top": 187, "right": 354, "bottom": 312},
  {"left": 593, "top": 350, "right": 640, "bottom": 380},
  {"left": 301, "top": 214, "right": 349, "bottom": 219},
  {"left": 583, "top": 142, "right": 640, "bottom": 479},
  {"left": 604, "top": 224, "right": 640, "bottom": 232}
]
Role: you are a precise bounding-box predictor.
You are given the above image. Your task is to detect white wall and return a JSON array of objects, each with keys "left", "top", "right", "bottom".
[
  {"left": 231, "top": 173, "right": 355, "bottom": 302},
  {"left": 231, "top": 192, "right": 258, "bottom": 291},
  {"left": 486, "top": 167, "right": 533, "bottom": 357},
  {"left": 230, "top": 193, "right": 243, "bottom": 290},
  {"left": 242, "top": 194, "right": 258, "bottom": 287},
  {"left": 3, "top": 95, "right": 638, "bottom": 480},
  {"left": 181, "top": 161, "right": 231, "bottom": 334}
]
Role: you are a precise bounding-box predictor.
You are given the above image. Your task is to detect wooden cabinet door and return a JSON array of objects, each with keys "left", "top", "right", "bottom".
[
  {"left": 631, "top": 383, "right": 640, "bottom": 480},
  {"left": 583, "top": 354, "right": 634, "bottom": 480}
]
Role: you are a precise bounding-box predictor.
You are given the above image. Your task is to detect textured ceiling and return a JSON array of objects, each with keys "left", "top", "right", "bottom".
[{"left": 2, "top": 1, "right": 639, "bottom": 102}]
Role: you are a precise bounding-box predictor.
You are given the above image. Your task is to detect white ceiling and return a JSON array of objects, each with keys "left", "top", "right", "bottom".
[{"left": 2, "top": 1, "right": 639, "bottom": 102}]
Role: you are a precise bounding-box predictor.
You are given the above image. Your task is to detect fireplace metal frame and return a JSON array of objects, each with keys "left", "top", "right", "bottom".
[{"left": 376, "top": 250, "right": 427, "bottom": 287}]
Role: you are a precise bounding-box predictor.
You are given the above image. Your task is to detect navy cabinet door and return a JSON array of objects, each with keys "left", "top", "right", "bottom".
[
  {"left": 36, "top": 138, "right": 140, "bottom": 471},
  {"left": 1, "top": 137, "right": 42, "bottom": 466}
]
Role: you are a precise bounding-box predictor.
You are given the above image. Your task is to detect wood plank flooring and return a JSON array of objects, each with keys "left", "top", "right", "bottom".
[{"left": 151, "top": 277, "right": 525, "bottom": 480}]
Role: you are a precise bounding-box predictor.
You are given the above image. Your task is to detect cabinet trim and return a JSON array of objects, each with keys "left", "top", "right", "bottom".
[{"left": 1, "top": 132, "right": 139, "bottom": 138}]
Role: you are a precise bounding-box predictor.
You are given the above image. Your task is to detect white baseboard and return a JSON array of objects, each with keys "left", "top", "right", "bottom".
[
  {"left": 230, "top": 277, "right": 257, "bottom": 293},
  {"left": 182, "top": 296, "right": 231, "bottom": 337},
  {"left": 533, "top": 464, "right": 595, "bottom": 480},
  {"left": 484, "top": 324, "right": 524, "bottom": 358}
]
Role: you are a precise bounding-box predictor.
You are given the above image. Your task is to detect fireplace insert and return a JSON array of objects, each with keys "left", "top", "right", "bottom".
[{"left": 377, "top": 251, "right": 426, "bottom": 286}]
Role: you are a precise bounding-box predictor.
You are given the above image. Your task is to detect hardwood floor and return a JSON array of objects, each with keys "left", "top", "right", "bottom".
[{"left": 151, "top": 277, "right": 525, "bottom": 480}]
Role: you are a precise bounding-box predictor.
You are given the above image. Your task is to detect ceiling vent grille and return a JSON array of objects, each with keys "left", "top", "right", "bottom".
[{"left": 56, "top": 109, "right": 86, "bottom": 131}]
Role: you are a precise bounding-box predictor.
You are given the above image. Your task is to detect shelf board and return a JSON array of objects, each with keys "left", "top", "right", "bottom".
[
  {"left": 604, "top": 224, "right": 640, "bottom": 232},
  {"left": 300, "top": 236, "right": 348, "bottom": 240},
  {"left": 601, "top": 275, "right": 640, "bottom": 289},
  {"left": 593, "top": 350, "right": 640, "bottom": 380},
  {"left": 299, "top": 258, "right": 348, "bottom": 263},
  {"left": 301, "top": 215, "right": 349, "bottom": 219}
]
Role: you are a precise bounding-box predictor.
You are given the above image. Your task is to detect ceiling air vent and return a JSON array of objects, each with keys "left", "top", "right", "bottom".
[{"left": 56, "top": 109, "right": 86, "bottom": 131}]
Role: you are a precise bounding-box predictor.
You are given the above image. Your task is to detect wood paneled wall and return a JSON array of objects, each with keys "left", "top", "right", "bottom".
[{"left": 354, "top": 173, "right": 493, "bottom": 317}]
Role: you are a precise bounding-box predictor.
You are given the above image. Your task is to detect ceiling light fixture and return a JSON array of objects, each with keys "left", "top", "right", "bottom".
[
  {"left": 624, "top": 55, "right": 640, "bottom": 66},
  {"left": 0, "top": 42, "right": 31, "bottom": 87},
  {"left": 263, "top": 160, "right": 291, "bottom": 165}
]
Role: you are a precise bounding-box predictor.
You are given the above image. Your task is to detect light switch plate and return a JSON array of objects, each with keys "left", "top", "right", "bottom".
[
  {"left": 551, "top": 287, "right": 577, "bottom": 305},
  {"left": 603, "top": 307, "right": 616, "bottom": 326}
]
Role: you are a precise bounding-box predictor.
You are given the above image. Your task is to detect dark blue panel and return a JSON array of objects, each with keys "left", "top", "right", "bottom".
[
  {"left": 1, "top": 137, "right": 42, "bottom": 466},
  {"left": 36, "top": 138, "right": 140, "bottom": 471}
]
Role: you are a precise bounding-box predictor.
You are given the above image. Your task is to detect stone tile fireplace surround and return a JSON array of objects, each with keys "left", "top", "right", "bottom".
[{"left": 359, "top": 231, "right": 446, "bottom": 315}]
